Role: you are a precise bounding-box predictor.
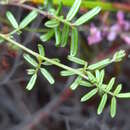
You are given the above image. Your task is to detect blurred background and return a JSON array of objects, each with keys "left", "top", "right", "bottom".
[{"left": 0, "top": 0, "right": 130, "bottom": 130}]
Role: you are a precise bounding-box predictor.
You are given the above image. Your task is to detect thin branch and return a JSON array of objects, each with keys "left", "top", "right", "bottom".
[
  {"left": 5, "top": 3, "right": 74, "bottom": 27},
  {"left": 0, "top": 33, "right": 88, "bottom": 80}
]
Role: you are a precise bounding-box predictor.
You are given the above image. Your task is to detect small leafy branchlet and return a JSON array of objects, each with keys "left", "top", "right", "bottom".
[{"left": 0, "top": 0, "right": 129, "bottom": 118}]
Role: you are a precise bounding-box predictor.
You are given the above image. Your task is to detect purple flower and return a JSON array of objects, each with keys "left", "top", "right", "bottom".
[
  {"left": 117, "top": 11, "right": 130, "bottom": 31},
  {"left": 121, "top": 34, "right": 130, "bottom": 45},
  {"left": 88, "top": 24, "right": 102, "bottom": 45},
  {"left": 107, "top": 24, "right": 121, "bottom": 41}
]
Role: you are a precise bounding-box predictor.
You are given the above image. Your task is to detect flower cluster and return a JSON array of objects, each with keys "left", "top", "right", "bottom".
[{"left": 88, "top": 11, "right": 130, "bottom": 45}]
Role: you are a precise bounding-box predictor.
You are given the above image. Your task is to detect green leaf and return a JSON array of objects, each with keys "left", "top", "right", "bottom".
[
  {"left": 112, "top": 50, "right": 126, "bottom": 62},
  {"left": 6, "top": 11, "right": 19, "bottom": 29},
  {"left": 117, "top": 93, "right": 130, "bottom": 98},
  {"left": 56, "top": 1, "right": 63, "bottom": 15},
  {"left": 110, "top": 97, "right": 116, "bottom": 118},
  {"left": 106, "top": 77, "right": 115, "bottom": 91},
  {"left": 38, "top": 44, "right": 45, "bottom": 57},
  {"left": 81, "top": 88, "right": 98, "bottom": 102},
  {"left": 42, "top": 58, "right": 60, "bottom": 66},
  {"left": 40, "top": 29, "right": 54, "bottom": 42},
  {"left": 23, "top": 54, "right": 38, "bottom": 67},
  {"left": 19, "top": 10, "right": 38, "bottom": 29},
  {"left": 27, "top": 69, "right": 35, "bottom": 75},
  {"left": 45, "top": 19, "right": 59, "bottom": 28},
  {"left": 0, "top": 37, "right": 4, "bottom": 44},
  {"left": 88, "top": 59, "right": 111, "bottom": 70},
  {"left": 26, "top": 74, "right": 37, "bottom": 90},
  {"left": 114, "top": 84, "right": 122, "bottom": 95},
  {"left": 70, "top": 27, "right": 78, "bottom": 56},
  {"left": 54, "top": 27, "right": 61, "bottom": 46},
  {"left": 67, "top": 55, "right": 86, "bottom": 65},
  {"left": 60, "top": 70, "right": 76, "bottom": 76},
  {"left": 40, "top": 68, "right": 55, "bottom": 85},
  {"left": 97, "top": 94, "right": 107, "bottom": 115},
  {"left": 61, "top": 24, "right": 70, "bottom": 47},
  {"left": 87, "top": 71, "right": 95, "bottom": 83},
  {"left": 98, "top": 70, "right": 105, "bottom": 86},
  {"left": 95, "top": 70, "right": 100, "bottom": 82},
  {"left": 70, "top": 76, "right": 82, "bottom": 90},
  {"left": 44, "top": 0, "right": 53, "bottom": 9},
  {"left": 79, "top": 80, "right": 93, "bottom": 87},
  {"left": 66, "top": 0, "right": 81, "bottom": 21},
  {"left": 74, "top": 6, "right": 101, "bottom": 26}
]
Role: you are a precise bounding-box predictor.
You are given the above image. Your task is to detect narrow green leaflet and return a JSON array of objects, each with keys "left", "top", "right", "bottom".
[
  {"left": 42, "top": 58, "right": 60, "bottom": 66},
  {"left": 88, "top": 59, "right": 111, "bottom": 70},
  {"left": 114, "top": 84, "right": 122, "bottom": 95},
  {"left": 98, "top": 70, "right": 105, "bottom": 86},
  {"left": 60, "top": 70, "right": 76, "bottom": 76},
  {"left": 70, "top": 76, "right": 82, "bottom": 90},
  {"left": 74, "top": 7, "right": 101, "bottom": 26},
  {"left": 61, "top": 24, "right": 70, "bottom": 47},
  {"left": 106, "top": 77, "right": 115, "bottom": 91},
  {"left": 38, "top": 44, "right": 45, "bottom": 57},
  {"left": 95, "top": 70, "right": 100, "bottom": 82},
  {"left": 26, "top": 74, "right": 37, "bottom": 90},
  {"left": 19, "top": 10, "right": 38, "bottom": 29},
  {"left": 81, "top": 88, "right": 98, "bottom": 102},
  {"left": 56, "top": 1, "right": 63, "bottom": 15},
  {"left": 70, "top": 28, "right": 78, "bottom": 56},
  {"left": 110, "top": 97, "right": 116, "bottom": 118},
  {"left": 54, "top": 27, "right": 61, "bottom": 46},
  {"left": 40, "top": 29, "right": 54, "bottom": 42},
  {"left": 23, "top": 54, "right": 38, "bottom": 67},
  {"left": 45, "top": 19, "right": 59, "bottom": 28},
  {"left": 97, "top": 94, "right": 107, "bottom": 115},
  {"left": 40, "top": 68, "right": 55, "bottom": 85},
  {"left": 67, "top": 55, "right": 86, "bottom": 65},
  {"left": 87, "top": 71, "right": 95, "bottom": 83},
  {"left": 79, "top": 80, "right": 93, "bottom": 87},
  {"left": 27, "top": 69, "right": 35, "bottom": 75},
  {"left": 117, "top": 93, "right": 130, "bottom": 98},
  {"left": 6, "top": 11, "right": 19, "bottom": 29},
  {"left": 66, "top": 0, "right": 81, "bottom": 21}
]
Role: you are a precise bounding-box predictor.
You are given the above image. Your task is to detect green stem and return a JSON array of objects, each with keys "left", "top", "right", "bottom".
[
  {"left": 0, "top": 33, "right": 88, "bottom": 80},
  {"left": 0, "top": 33, "right": 117, "bottom": 97}
]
